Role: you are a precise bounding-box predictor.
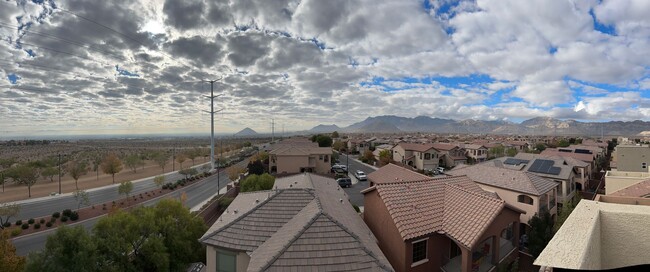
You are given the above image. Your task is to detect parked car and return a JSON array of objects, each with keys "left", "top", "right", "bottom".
[
  {"left": 436, "top": 167, "right": 445, "bottom": 174},
  {"left": 354, "top": 170, "right": 367, "bottom": 181},
  {"left": 331, "top": 164, "right": 348, "bottom": 173},
  {"left": 337, "top": 177, "right": 352, "bottom": 188}
]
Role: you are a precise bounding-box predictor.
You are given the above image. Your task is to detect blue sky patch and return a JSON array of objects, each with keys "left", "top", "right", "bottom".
[
  {"left": 115, "top": 65, "right": 139, "bottom": 77},
  {"left": 7, "top": 73, "right": 20, "bottom": 84},
  {"left": 590, "top": 9, "right": 616, "bottom": 35}
]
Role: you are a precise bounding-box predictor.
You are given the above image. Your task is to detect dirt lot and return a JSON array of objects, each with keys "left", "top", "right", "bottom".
[{"left": 0, "top": 156, "right": 211, "bottom": 203}]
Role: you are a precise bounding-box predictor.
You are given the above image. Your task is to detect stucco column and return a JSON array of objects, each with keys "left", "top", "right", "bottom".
[
  {"left": 461, "top": 247, "right": 472, "bottom": 272},
  {"left": 492, "top": 235, "right": 500, "bottom": 264}
]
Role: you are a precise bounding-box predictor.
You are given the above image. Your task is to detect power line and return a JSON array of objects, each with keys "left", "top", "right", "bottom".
[{"left": 0, "top": 59, "right": 112, "bottom": 82}]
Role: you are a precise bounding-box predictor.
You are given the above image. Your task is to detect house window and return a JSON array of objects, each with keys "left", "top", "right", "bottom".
[
  {"left": 319, "top": 155, "right": 323, "bottom": 160},
  {"left": 450, "top": 241, "right": 462, "bottom": 259},
  {"left": 324, "top": 155, "right": 329, "bottom": 163},
  {"left": 412, "top": 238, "right": 428, "bottom": 265},
  {"left": 643, "top": 163, "right": 647, "bottom": 169},
  {"left": 517, "top": 195, "right": 534, "bottom": 205},
  {"left": 217, "top": 250, "right": 236, "bottom": 272},
  {"left": 424, "top": 153, "right": 431, "bottom": 160}
]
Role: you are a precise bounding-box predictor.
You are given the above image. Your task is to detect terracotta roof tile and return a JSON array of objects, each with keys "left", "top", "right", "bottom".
[
  {"left": 610, "top": 178, "right": 650, "bottom": 197},
  {"left": 368, "top": 165, "right": 512, "bottom": 248},
  {"left": 432, "top": 143, "right": 459, "bottom": 151},
  {"left": 396, "top": 142, "right": 438, "bottom": 153},
  {"left": 447, "top": 164, "right": 558, "bottom": 195}
]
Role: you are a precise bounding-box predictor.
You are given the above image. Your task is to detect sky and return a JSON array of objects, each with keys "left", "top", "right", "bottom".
[{"left": 0, "top": 0, "right": 649, "bottom": 137}]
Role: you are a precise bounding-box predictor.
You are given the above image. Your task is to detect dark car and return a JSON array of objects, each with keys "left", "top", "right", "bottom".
[{"left": 336, "top": 178, "right": 352, "bottom": 188}]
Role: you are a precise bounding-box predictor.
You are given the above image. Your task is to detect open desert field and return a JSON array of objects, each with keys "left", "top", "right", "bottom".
[{"left": 0, "top": 137, "right": 268, "bottom": 202}]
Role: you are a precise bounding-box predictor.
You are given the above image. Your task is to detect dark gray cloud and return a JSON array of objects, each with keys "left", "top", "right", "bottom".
[
  {"left": 163, "top": 0, "right": 205, "bottom": 30},
  {"left": 226, "top": 31, "right": 271, "bottom": 67},
  {"left": 164, "top": 36, "right": 224, "bottom": 67}
]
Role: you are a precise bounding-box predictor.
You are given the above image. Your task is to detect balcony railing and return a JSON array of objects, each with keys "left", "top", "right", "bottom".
[{"left": 499, "top": 238, "right": 515, "bottom": 262}]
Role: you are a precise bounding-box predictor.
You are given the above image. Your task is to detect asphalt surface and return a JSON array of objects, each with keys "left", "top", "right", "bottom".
[
  {"left": 12, "top": 159, "right": 249, "bottom": 256},
  {"left": 10, "top": 163, "right": 211, "bottom": 220},
  {"left": 338, "top": 153, "right": 377, "bottom": 207}
]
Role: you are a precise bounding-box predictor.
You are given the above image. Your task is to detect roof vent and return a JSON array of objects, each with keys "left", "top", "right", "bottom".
[
  {"left": 255, "top": 199, "right": 259, "bottom": 203},
  {"left": 289, "top": 184, "right": 293, "bottom": 188},
  {"left": 233, "top": 209, "right": 238, "bottom": 214},
  {"left": 339, "top": 198, "right": 343, "bottom": 203},
  {"left": 294, "top": 181, "right": 298, "bottom": 184}
]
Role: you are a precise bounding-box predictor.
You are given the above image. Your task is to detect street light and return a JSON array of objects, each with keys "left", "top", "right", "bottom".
[{"left": 58, "top": 153, "right": 65, "bottom": 194}]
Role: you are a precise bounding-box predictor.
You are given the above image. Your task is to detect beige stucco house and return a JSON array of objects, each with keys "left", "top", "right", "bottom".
[
  {"left": 448, "top": 164, "right": 559, "bottom": 229},
  {"left": 268, "top": 146, "right": 332, "bottom": 175},
  {"left": 200, "top": 173, "right": 394, "bottom": 272},
  {"left": 605, "top": 144, "right": 650, "bottom": 194},
  {"left": 391, "top": 142, "right": 440, "bottom": 171},
  {"left": 463, "top": 144, "right": 488, "bottom": 163}
]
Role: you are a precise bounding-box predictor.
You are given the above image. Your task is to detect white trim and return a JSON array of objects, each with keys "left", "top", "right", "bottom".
[
  {"left": 411, "top": 237, "right": 429, "bottom": 267},
  {"left": 411, "top": 258, "right": 429, "bottom": 268}
]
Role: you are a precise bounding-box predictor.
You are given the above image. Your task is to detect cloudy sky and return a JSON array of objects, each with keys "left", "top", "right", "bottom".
[{"left": 1, "top": 0, "right": 649, "bottom": 137}]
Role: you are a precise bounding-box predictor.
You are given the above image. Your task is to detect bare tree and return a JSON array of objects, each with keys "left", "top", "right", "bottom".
[
  {"left": 152, "top": 152, "right": 169, "bottom": 174},
  {"left": 175, "top": 153, "right": 187, "bottom": 170},
  {"left": 68, "top": 160, "right": 88, "bottom": 190},
  {"left": 0, "top": 203, "right": 20, "bottom": 229},
  {"left": 13, "top": 164, "right": 40, "bottom": 197}
]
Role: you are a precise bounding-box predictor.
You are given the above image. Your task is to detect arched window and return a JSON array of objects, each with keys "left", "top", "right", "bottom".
[{"left": 517, "top": 195, "right": 534, "bottom": 205}]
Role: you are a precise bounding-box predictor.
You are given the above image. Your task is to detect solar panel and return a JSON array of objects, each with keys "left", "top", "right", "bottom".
[
  {"left": 574, "top": 149, "right": 593, "bottom": 154},
  {"left": 547, "top": 167, "right": 562, "bottom": 175},
  {"left": 529, "top": 159, "right": 557, "bottom": 174},
  {"left": 504, "top": 158, "right": 529, "bottom": 165}
]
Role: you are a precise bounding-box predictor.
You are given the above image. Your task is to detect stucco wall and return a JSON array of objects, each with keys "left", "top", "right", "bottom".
[
  {"left": 600, "top": 209, "right": 650, "bottom": 269},
  {"left": 276, "top": 155, "right": 309, "bottom": 174},
  {"left": 605, "top": 171, "right": 650, "bottom": 194},
  {"left": 476, "top": 184, "right": 557, "bottom": 225},
  {"left": 615, "top": 146, "right": 650, "bottom": 172},
  {"left": 363, "top": 189, "right": 407, "bottom": 271}
]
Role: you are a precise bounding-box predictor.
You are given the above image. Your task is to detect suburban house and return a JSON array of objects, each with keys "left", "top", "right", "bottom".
[
  {"left": 516, "top": 153, "right": 590, "bottom": 191},
  {"left": 269, "top": 146, "right": 333, "bottom": 175},
  {"left": 504, "top": 141, "right": 529, "bottom": 152},
  {"left": 373, "top": 144, "right": 395, "bottom": 161},
  {"left": 200, "top": 173, "right": 394, "bottom": 272},
  {"left": 535, "top": 195, "right": 650, "bottom": 270},
  {"left": 487, "top": 156, "right": 577, "bottom": 206},
  {"left": 605, "top": 144, "right": 650, "bottom": 194},
  {"left": 391, "top": 143, "right": 440, "bottom": 172},
  {"left": 462, "top": 144, "right": 488, "bottom": 163},
  {"left": 362, "top": 164, "right": 522, "bottom": 272},
  {"left": 447, "top": 164, "right": 559, "bottom": 232},
  {"left": 432, "top": 143, "right": 468, "bottom": 167}
]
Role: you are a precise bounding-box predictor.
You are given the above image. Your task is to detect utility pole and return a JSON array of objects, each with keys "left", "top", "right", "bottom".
[
  {"left": 204, "top": 78, "right": 223, "bottom": 170},
  {"left": 58, "top": 154, "right": 62, "bottom": 194},
  {"left": 271, "top": 119, "right": 275, "bottom": 142},
  {"left": 172, "top": 147, "right": 175, "bottom": 171}
]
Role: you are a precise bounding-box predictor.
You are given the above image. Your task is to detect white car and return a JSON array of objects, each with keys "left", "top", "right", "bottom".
[
  {"left": 355, "top": 170, "right": 367, "bottom": 181},
  {"left": 436, "top": 167, "right": 445, "bottom": 173}
]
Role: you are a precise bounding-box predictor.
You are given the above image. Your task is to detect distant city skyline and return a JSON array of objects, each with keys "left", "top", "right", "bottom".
[{"left": 1, "top": 0, "right": 649, "bottom": 137}]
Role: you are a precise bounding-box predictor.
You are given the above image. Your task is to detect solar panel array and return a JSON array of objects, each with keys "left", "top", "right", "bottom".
[
  {"left": 503, "top": 158, "right": 530, "bottom": 165},
  {"left": 574, "top": 149, "right": 593, "bottom": 154},
  {"left": 528, "top": 159, "right": 562, "bottom": 175}
]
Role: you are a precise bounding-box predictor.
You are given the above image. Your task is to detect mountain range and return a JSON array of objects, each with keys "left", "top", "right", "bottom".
[
  {"left": 308, "top": 116, "right": 650, "bottom": 136},
  {"left": 234, "top": 127, "right": 258, "bottom": 137}
]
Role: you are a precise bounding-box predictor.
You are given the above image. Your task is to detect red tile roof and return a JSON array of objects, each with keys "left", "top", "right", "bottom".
[
  {"left": 610, "top": 179, "right": 650, "bottom": 197},
  {"left": 363, "top": 164, "right": 512, "bottom": 249},
  {"left": 432, "top": 143, "right": 459, "bottom": 151},
  {"left": 396, "top": 142, "right": 438, "bottom": 152},
  {"left": 540, "top": 150, "right": 594, "bottom": 162}
]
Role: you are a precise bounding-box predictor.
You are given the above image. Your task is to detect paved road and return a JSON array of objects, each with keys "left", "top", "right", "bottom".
[
  {"left": 12, "top": 159, "right": 248, "bottom": 256},
  {"left": 338, "top": 153, "right": 377, "bottom": 207},
  {"left": 10, "top": 163, "right": 211, "bottom": 220}
]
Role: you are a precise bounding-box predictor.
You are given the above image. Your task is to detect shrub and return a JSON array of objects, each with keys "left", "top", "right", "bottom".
[
  {"left": 62, "top": 209, "right": 73, "bottom": 217},
  {"left": 28, "top": 218, "right": 35, "bottom": 224},
  {"left": 102, "top": 206, "right": 107, "bottom": 210},
  {"left": 11, "top": 229, "right": 21, "bottom": 237},
  {"left": 39, "top": 218, "right": 45, "bottom": 224},
  {"left": 45, "top": 222, "right": 53, "bottom": 228},
  {"left": 218, "top": 197, "right": 235, "bottom": 208},
  {"left": 50, "top": 217, "right": 57, "bottom": 223},
  {"left": 34, "top": 223, "right": 41, "bottom": 229},
  {"left": 61, "top": 216, "right": 69, "bottom": 222},
  {"left": 70, "top": 212, "right": 79, "bottom": 221},
  {"left": 52, "top": 212, "right": 60, "bottom": 218},
  {"left": 21, "top": 223, "right": 29, "bottom": 230},
  {"left": 352, "top": 204, "right": 361, "bottom": 213},
  {"left": 2, "top": 222, "right": 10, "bottom": 228},
  {"left": 15, "top": 220, "right": 22, "bottom": 226}
]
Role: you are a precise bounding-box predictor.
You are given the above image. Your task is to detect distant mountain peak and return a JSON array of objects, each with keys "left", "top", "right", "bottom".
[
  {"left": 309, "top": 124, "right": 340, "bottom": 133},
  {"left": 234, "top": 127, "right": 258, "bottom": 136}
]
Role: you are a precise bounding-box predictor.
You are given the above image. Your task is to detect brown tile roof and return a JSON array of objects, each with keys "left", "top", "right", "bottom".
[
  {"left": 367, "top": 163, "right": 430, "bottom": 184},
  {"left": 364, "top": 165, "right": 512, "bottom": 248},
  {"left": 396, "top": 142, "right": 438, "bottom": 153},
  {"left": 270, "top": 146, "right": 332, "bottom": 156},
  {"left": 201, "top": 173, "right": 393, "bottom": 272},
  {"left": 432, "top": 143, "right": 459, "bottom": 151},
  {"left": 540, "top": 150, "right": 594, "bottom": 162},
  {"left": 447, "top": 164, "right": 558, "bottom": 195},
  {"left": 609, "top": 179, "right": 650, "bottom": 197}
]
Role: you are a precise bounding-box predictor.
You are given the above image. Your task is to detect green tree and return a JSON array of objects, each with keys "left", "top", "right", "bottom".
[
  {"left": 332, "top": 141, "right": 345, "bottom": 151},
  {"left": 92, "top": 156, "right": 101, "bottom": 180},
  {"left": 67, "top": 160, "right": 88, "bottom": 190},
  {"left": 310, "top": 134, "right": 333, "bottom": 147},
  {"left": 557, "top": 139, "right": 570, "bottom": 148},
  {"left": 488, "top": 145, "right": 505, "bottom": 158},
  {"left": 178, "top": 168, "right": 198, "bottom": 179},
  {"left": 1, "top": 230, "right": 25, "bottom": 271},
  {"left": 12, "top": 164, "right": 40, "bottom": 198},
  {"left": 331, "top": 131, "right": 339, "bottom": 138},
  {"left": 527, "top": 211, "right": 554, "bottom": 257},
  {"left": 378, "top": 150, "right": 392, "bottom": 166},
  {"left": 0, "top": 203, "right": 20, "bottom": 229},
  {"left": 506, "top": 147, "right": 518, "bottom": 157},
  {"left": 41, "top": 166, "right": 58, "bottom": 183},
  {"left": 25, "top": 226, "right": 96, "bottom": 272},
  {"left": 101, "top": 153, "right": 123, "bottom": 184},
  {"left": 361, "top": 150, "right": 376, "bottom": 164},
  {"left": 227, "top": 166, "right": 245, "bottom": 181},
  {"left": 118, "top": 181, "right": 133, "bottom": 202},
  {"left": 153, "top": 175, "right": 165, "bottom": 189},
  {"left": 73, "top": 190, "right": 91, "bottom": 210},
  {"left": 240, "top": 173, "right": 275, "bottom": 192},
  {"left": 553, "top": 196, "right": 579, "bottom": 233},
  {"left": 247, "top": 159, "right": 265, "bottom": 175},
  {"left": 124, "top": 154, "right": 143, "bottom": 173},
  {"left": 535, "top": 143, "right": 546, "bottom": 152},
  {"left": 152, "top": 152, "right": 169, "bottom": 174}
]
